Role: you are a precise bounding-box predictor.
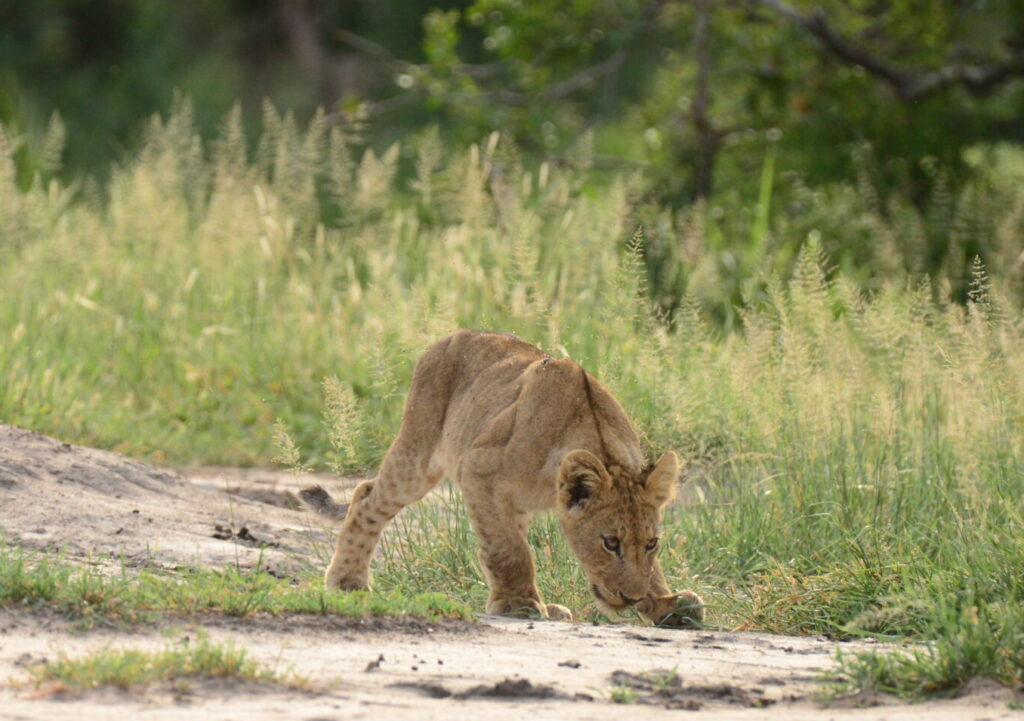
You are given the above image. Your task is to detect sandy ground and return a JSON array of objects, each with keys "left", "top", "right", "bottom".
[{"left": 1, "top": 424, "right": 1021, "bottom": 720}]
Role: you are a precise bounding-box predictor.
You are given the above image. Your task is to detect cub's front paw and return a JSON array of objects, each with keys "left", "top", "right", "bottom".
[
  {"left": 486, "top": 597, "right": 547, "bottom": 618},
  {"left": 637, "top": 590, "right": 704, "bottom": 628},
  {"left": 543, "top": 603, "right": 575, "bottom": 622},
  {"left": 324, "top": 569, "right": 371, "bottom": 592}
]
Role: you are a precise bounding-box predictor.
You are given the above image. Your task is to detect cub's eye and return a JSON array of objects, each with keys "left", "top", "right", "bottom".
[
  {"left": 645, "top": 538, "right": 659, "bottom": 552},
  {"left": 602, "top": 536, "right": 621, "bottom": 553}
]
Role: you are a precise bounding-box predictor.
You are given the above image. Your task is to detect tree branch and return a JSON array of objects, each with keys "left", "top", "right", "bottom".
[
  {"left": 335, "top": 28, "right": 415, "bottom": 73},
  {"left": 751, "top": 0, "right": 1024, "bottom": 102},
  {"left": 541, "top": 49, "right": 629, "bottom": 102},
  {"left": 336, "top": 29, "right": 508, "bottom": 80},
  {"left": 336, "top": 28, "right": 628, "bottom": 108}
]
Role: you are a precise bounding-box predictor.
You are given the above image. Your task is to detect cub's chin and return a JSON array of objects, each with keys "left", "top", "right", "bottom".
[{"left": 591, "top": 584, "right": 629, "bottom": 619}]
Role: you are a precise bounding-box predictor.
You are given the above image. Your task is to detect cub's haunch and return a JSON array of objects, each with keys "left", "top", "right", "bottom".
[{"left": 300, "top": 329, "right": 704, "bottom": 627}]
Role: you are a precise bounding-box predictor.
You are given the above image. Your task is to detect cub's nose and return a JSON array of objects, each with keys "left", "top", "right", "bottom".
[{"left": 619, "top": 593, "right": 642, "bottom": 606}]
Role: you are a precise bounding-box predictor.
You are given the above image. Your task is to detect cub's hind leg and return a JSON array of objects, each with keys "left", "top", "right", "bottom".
[
  {"left": 309, "top": 337, "right": 457, "bottom": 591},
  {"left": 321, "top": 454, "right": 442, "bottom": 591}
]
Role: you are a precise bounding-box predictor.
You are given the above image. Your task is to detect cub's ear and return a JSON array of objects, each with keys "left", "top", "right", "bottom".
[
  {"left": 644, "top": 451, "right": 680, "bottom": 508},
  {"left": 558, "top": 450, "right": 611, "bottom": 511}
]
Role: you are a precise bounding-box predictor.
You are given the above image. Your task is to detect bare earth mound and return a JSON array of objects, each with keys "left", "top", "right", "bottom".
[
  {"left": 0, "top": 424, "right": 344, "bottom": 576},
  {"left": 0, "top": 425, "right": 1020, "bottom": 720}
]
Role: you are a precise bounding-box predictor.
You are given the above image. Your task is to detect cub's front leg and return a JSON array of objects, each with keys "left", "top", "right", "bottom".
[{"left": 464, "top": 491, "right": 574, "bottom": 622}]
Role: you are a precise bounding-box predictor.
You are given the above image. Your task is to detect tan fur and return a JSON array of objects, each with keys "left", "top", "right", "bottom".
[{"left": 301, "top": 329, "right": 704, "bottom": 626}]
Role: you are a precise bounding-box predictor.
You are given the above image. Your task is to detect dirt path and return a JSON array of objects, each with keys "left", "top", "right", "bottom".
[{"left": 1, "top": 425, "right": 1020, "bottom": 720}]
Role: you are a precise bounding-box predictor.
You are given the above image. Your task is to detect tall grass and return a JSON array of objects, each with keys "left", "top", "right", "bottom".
[{"left": 2, "top": 105, "right": 1023, "bottom": 696}]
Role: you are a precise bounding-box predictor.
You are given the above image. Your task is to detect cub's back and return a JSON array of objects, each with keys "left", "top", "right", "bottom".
[{"left": 413, "top": 330, "right": 642, "bottom": 485}]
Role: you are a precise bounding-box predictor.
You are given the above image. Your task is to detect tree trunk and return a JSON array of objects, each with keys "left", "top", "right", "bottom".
[
  {"left": 691, "top": 0, "right": 718, "bottom": 200},
  {"left": 276, "top": 0, "right": 363, "bottom": 107}
]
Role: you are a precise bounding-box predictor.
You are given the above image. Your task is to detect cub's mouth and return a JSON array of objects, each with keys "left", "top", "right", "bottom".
[{"left": 591, "top": 583, "right": 632, "bottom": 615}]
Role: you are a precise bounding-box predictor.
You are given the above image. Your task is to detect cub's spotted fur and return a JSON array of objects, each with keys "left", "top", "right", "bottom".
[{"left": 301, "top": 330, "right": 703, "bottom": 626}]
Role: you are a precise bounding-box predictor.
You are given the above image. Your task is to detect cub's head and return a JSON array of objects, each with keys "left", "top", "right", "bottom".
[{"left": 556, "top": 449, "right": 679, "bottom": 618}]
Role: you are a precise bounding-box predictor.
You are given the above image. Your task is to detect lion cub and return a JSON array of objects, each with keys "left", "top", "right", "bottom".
[{"left": 300, "top": 329, "right": 703, "bottom": 626}]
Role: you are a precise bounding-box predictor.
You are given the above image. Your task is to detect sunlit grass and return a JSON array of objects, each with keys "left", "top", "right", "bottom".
[{"left": 0, "top": 547, "right": 472, "bottom": 624}]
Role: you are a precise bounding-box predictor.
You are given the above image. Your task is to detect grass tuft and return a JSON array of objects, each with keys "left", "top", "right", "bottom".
[
  {"left": 609, "top": 685, "right": 639, "bottom": 704},
  {"left": 831, "top": 602, "right": 1024, "bottom": 699},
  {"left": 27, "top": 632, "right": 306, "bottom": 695}
]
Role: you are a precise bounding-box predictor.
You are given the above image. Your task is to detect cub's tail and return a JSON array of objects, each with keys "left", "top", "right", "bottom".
[{"left": 298, "top": 485, "right": 349, "bottom": 522}]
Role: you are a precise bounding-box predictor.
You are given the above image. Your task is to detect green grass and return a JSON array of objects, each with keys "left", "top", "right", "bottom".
[
  {"left": 27, "top": 632, "right": 306, "bottom": 694},
  {"left": 0, "top": 547, "right": 472, "bottom": 625},
  {"left": 2, "top": 107, "right": 1024, "bottom": 699},
  {"left": 831, "top": 602, "right": 1024, "bottom": 698},
  {"left": 609, "top": 685, "right": 639, "bottom": 704}
]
